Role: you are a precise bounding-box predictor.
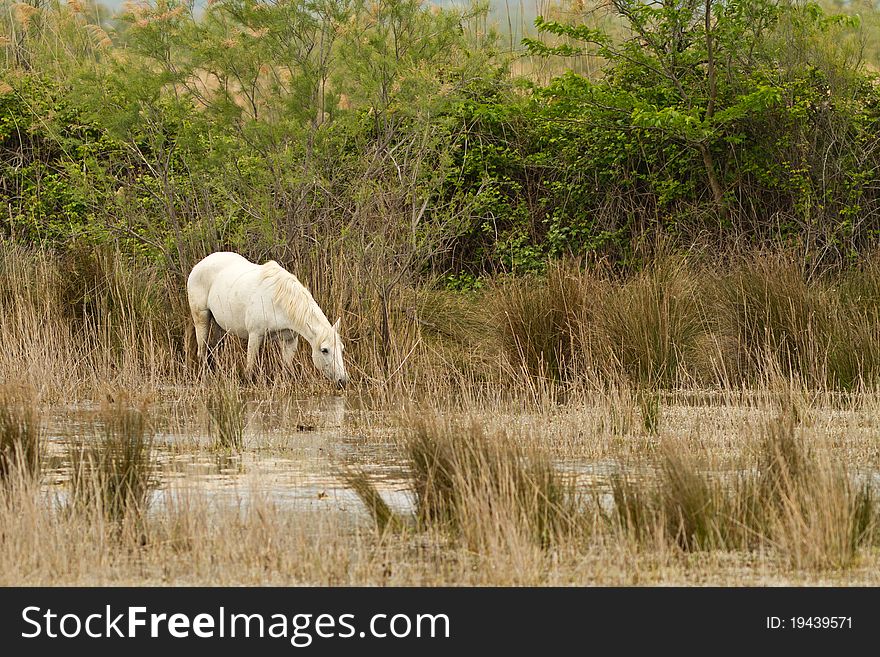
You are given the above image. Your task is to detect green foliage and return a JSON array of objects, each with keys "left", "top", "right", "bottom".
[
  {"left": 518, "top": 0, "right": 880, "bottom": 257},
  {"left": 4, "top": 0, "right": 880, "bottom": 276},
  {"left": 1, "top": 75, "right": 111, "bottom": 243}
]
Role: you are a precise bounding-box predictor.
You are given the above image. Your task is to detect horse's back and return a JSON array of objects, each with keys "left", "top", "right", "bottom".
[
  {"left": 188, "top": 252, "right": 303, "bottom": 338},
  {"left": 189, "top": 251, "right": 251, "bottom": 278},
  {"left": 187, "top": 252, "right": 255, "bottom": 309},
  {"left": 191, "top": 252, "right": 276, "bottom": 337}
]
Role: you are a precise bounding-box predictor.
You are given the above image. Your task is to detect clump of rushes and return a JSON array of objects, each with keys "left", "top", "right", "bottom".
[
  {"left": 206, "top": 379, "right": 245, "bottom": 450},
  {"left": 607, "top": 417, "right": 877, "bottom": 568},
  {"left": 341, "top": 468, "right": 398, "bottom": 533},
  {"left": 594, "top": 258, "right": 704, "bottom": 387},
  {"left": 716, "top": 255, "right": 831, "bottom": 387},
  {"left": 404, "top": 414, "right": 579, "bottom": 550},
  {"left": 0, "top": 387, "right": 41, "bottom": 481},
  {"left": 491, "top": 259, "right": 598, "bottom": 382},
  {"left": 68, "top": 398, "right": 157, "bottom": 526},
  {"left": 609, "top": 445, "right": 729, "bottom": 551},
  {"left": 753, "top": 417, "right": 876, "bottom": 569},
  {"left": 637, "top": 388, "right": 661, "bottom": 435}
]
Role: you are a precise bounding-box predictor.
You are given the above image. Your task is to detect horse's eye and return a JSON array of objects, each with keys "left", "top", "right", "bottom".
[{"left": 321, "top": 347, "right": 329, "bottom": 355}]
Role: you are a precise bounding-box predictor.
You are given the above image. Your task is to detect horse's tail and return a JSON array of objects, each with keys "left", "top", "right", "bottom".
[{"left": 183, "top": 316, "right": 196, "bottom": 364}]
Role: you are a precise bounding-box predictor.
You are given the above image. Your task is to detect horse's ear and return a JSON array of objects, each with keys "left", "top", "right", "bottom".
[{"left": 333, "top": 317, "right": 341, "bottom": 332}]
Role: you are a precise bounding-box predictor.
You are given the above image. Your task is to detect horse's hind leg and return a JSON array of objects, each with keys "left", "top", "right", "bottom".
[
  {"left": 191, "top": 309, "right": 212, "bottom": 368},
  {"left": 205, "top": 317, "right": 224, "bottom": 371}
]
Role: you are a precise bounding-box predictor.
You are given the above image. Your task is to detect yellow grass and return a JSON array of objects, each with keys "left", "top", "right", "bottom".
[{"left": 2, "top": 243, "right": 880, "bottom": 585}]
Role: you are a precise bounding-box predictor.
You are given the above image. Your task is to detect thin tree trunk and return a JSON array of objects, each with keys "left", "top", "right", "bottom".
[
  {"left": 702, "top": 0, "right": 726, "bottom": 215},
  {"left": 705, "top": 0, "right": 717, "bottom": 121}
]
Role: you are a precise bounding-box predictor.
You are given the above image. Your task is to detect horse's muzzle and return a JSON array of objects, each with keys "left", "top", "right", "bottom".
[{"left": 336, "top": 378, "right": 348, "bottom": 390}]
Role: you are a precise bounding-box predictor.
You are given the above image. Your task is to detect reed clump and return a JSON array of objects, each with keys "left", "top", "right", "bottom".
[
  {"left": 341, "top": 468, "right": 398, "bottom": 533},
  {"left": 206, "top": 378, "right": 246, "bottom": 451},
  {"left": 713, "top": 253, "right": 880, "bottom": 389},
  {"left": 488, "top": 257, "right": 718, "bottom": 387},
  {"left": 403, "top": 414, "right": 580, "bottom": 550},
  {"left": 715, "top": 255, "right": 832, "bottom": 387},
  {"left": 0, "top": 387, "right": 42, "bottom": 482},
  {"left": 609, "top": 442, "right": 737, "bottom": 551},
  {"left": 0, "top": 243, "right": 187, "bottom": 394},
  {"left": 485, "top": 251, "right": 880, "bottom": 391},
  {"left": 68, "top": 398, "right": 157, "bottom": 526},
  {"left": 7, "top": 242, "right": 880, "bottom": 397},
  {"left": 607, "top": 416, "right": 877, "bottom": 568},
  {"left": 593, "top": 259, "right": 705, "bottom": 386},
  {"left": 752, "top": 417, "right": 876, "bottom": 569},
  {"left": 490, "top": 261, "right": 598, "bottom": 381}
]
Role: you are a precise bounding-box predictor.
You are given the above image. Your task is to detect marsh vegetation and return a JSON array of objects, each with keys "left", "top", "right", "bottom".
[
  {"left": 5, "top": 0, "right": 880, "bottom": 584},
  {"left": 1, "top": 246, "right": 880, "bottom": 585}
]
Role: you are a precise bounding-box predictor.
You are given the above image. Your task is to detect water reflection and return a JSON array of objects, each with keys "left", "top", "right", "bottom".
[
  {"left": 37, "top": 397, "right": 880, "bottom": 525},
  {"left": 39, "top": 395, "right": 413, "bottom": 520}
]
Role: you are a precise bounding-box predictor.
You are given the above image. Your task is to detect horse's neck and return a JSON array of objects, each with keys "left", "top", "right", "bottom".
[
  {"left": 292, "top": 303, "right": 329, "bottom": 347},
  {"left": 271, "top": 271, "right": 329, "bottom": 345}
]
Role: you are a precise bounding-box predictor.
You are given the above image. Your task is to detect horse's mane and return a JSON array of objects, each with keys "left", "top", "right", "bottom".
[{"left": 260, "top": 260, "right": 331, "bottom": 333}]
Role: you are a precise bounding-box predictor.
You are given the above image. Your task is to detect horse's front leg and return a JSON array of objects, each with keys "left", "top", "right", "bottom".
[{"left": 245, "top": 331, "right": 264, "bottom": 381}]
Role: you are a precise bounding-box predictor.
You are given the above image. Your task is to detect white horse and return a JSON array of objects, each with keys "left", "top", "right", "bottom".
[{"left": 187, "top": 252, "right": 348, "bottom": 388}]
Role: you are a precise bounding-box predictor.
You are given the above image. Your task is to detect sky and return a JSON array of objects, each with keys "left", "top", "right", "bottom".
[
  {"left": 93, "top": 0, "right": 546, "bottom": 44},
  {"left": 94, "top": 0, "right": 544, "bottom": 26}
]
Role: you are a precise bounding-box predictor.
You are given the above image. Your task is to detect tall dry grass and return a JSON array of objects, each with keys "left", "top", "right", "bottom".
[
  {"left": 7, "top": 242, "right": 880, "bottom": 400},
  {"left": 341, "top": 468, "right": 398, "bottom": 534},
  {"left": 0, "top": 386, "right": 877, "bottom": 584},
  {"left": 489, "top": 252, "right": 880, "bottom": 391},
  {"left": 0, "top": 240, "right": 435, "bottom": 399},
  {"left": 1, "top": 242, "right": 880, "bottom": 582},
  {"left": 67, "top": 397, "right": 158, "bottom": 529},
  {"left": 0, "top": 386, "right": 41, "bottom": 481},
  {"left": 206, "top": 377, "right": 246, "bottom": 451},
  {"left": 404, "top": 414, "right": 580, "bottom": 551},
  {"left": 345, "top": 411, "right": 581, "bottom": 565},
  {"left": 753, "top": 417, "right": 875, "bottom": 569},
  {"left": 607, "top": 415, "right": 876, "bottom": 569},
  {"left": 0, "top": 242, "right": 187, "bottom": 396},
  {"left": 324, "top": 406, "right": 879, "bottom": 576}
]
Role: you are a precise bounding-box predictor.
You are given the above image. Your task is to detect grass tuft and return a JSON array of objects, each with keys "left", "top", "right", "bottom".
[
  {"left": 206, "top": 379, "right": 246, "bottom": 451},
  {"left": 403, "top": 414, "right": 579, "bottom": 550},
  {"left": 0, "top": 387, "right": 41, "bottom": 482},
  {"left": 606, "top": 415, "right": 877, "bottom": 567},
  {"left": 68, "top": 397, "right": 157, "bottom": 527},
  {"left": 341, "top": 468, "right": 398, "bottom": 533}
]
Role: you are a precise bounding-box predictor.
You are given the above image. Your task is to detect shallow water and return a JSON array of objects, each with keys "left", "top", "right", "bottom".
[
  {"left": 37, "top": 394, "right": 880, "bottom": 524},
  {"left": 40, "top": 394, "right": 415, "bottom": 520}
]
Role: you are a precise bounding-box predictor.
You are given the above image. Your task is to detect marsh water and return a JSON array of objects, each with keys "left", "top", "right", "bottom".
[
  {"left": 37, "top": 392, "right": 880, "bottom": 524},
  {"left": 39, "top": 395, "right": 414, "bottom": 520}
]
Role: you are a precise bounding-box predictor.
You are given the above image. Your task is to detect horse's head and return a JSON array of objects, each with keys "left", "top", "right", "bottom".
[{"left": 311, "top": 318, "right": 348, "bottom": 389}]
